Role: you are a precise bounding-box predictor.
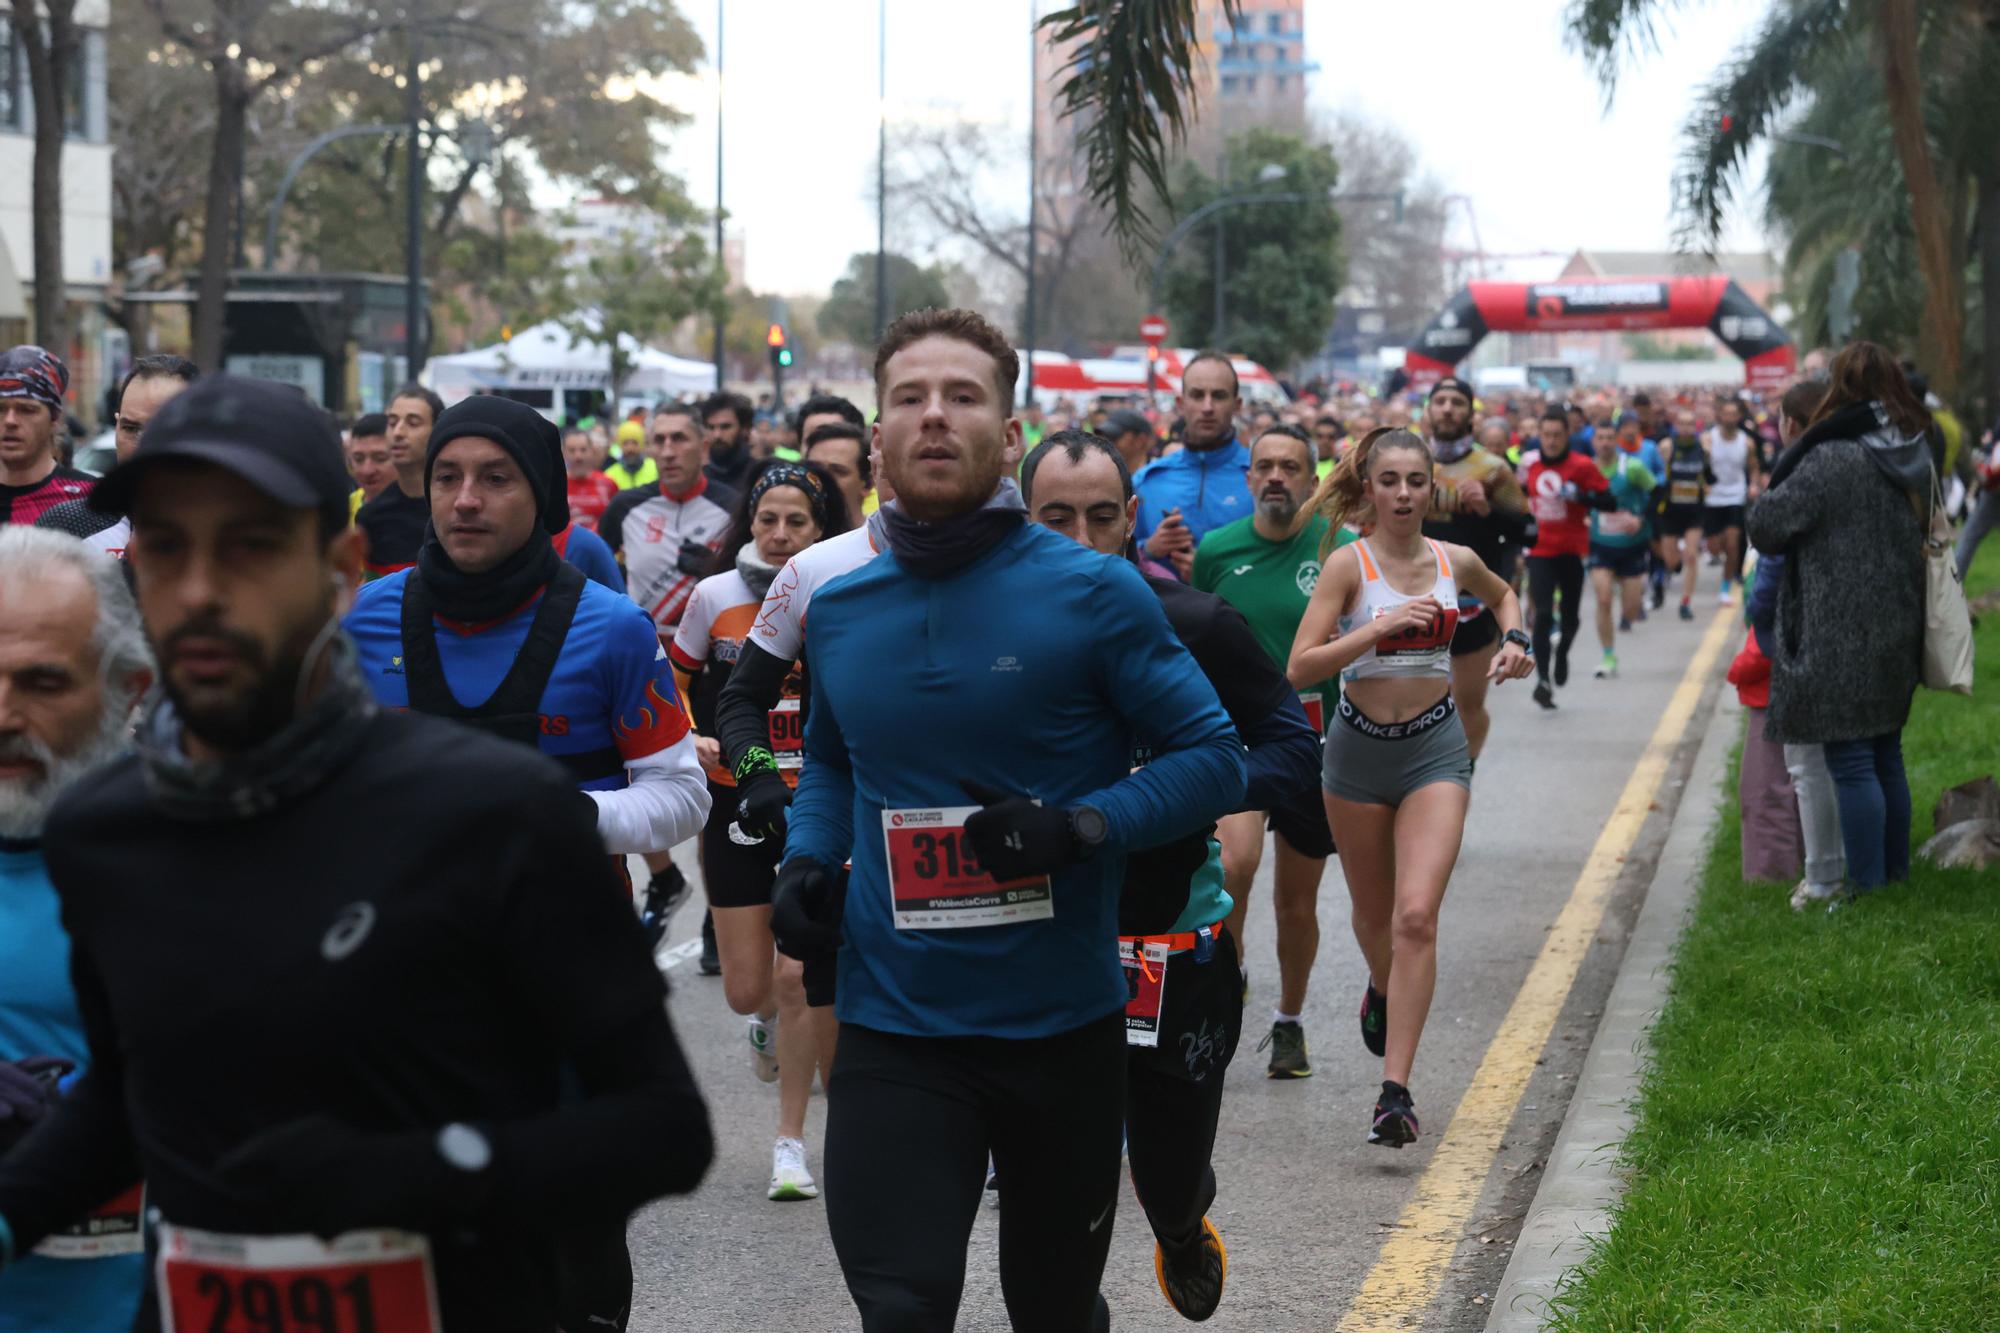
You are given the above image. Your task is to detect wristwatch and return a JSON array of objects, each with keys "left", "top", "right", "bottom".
[
  {"left": 1068, "top": 806, "right": 1109, "bottom": 860},
  {"left": 1504, "top": 628, "right": 1533, "bottom": 653}
]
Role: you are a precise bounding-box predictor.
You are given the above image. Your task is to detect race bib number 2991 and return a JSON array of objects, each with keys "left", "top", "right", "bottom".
[
  {"left": 881, "top": 806, "right": 1053, "bottom": 930},
  {"left": 156, "top": 1225, "right": 441, "bottom": 1333}
]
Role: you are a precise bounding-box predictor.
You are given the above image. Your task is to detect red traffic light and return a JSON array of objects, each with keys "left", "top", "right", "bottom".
[{"left": 766, "top": 322, "right": 786, "bottom": 348}]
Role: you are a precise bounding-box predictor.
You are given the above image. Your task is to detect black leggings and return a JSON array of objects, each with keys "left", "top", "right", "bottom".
[
  {"left": 555, "top": 1221, "right": 633, "bottom": 1331},
  {"left": 1527, "top": 554, "right": 1584, "bottom": 684},
  {"left": 1127, "top": 929, "right": 1243, "bottom": 1251},
  {"left": 823, "top": 1012, "right": 1125, "bottom": 1333}
]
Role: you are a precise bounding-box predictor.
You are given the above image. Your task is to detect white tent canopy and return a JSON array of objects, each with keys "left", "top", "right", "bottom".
[{"left": 425, "top": 317, "right": 714, "bottom": 405}]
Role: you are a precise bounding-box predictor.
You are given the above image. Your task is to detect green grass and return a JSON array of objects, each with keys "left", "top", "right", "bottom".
[{"left": 1546, "top": 543, "right": 2000, "bottom": 1332}]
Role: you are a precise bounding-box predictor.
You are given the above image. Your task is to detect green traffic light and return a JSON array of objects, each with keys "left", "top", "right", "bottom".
[{"left": 778, "top": 349, "right": 793, "bottom": 367}]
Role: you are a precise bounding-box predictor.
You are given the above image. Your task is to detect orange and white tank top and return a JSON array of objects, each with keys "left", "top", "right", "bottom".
[{"left": 1338, "top": 538, "right": 1461, "bottom": 682}]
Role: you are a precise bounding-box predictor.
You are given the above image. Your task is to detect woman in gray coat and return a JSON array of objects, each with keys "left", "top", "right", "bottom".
[{"left": 1747, "top": 342, "right": 1931, "bottom": 893}]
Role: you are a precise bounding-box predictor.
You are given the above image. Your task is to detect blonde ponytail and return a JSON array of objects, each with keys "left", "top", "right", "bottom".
[{"left": 1296, "top": 426, "right": 1431, "bottom": 560}]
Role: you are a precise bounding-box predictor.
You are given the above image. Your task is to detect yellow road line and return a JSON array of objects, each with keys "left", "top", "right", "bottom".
[{"left": 1335, "top": 607, "right": 1735, "bottom": 1332}]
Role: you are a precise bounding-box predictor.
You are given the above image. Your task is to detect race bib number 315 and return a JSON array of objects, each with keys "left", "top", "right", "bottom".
[
  {"left": 881, "top": 807, "right": 1054, "bottom": 929},
  {"left": 156, "top": 1225, "right": 442, "bottom": 1333}
]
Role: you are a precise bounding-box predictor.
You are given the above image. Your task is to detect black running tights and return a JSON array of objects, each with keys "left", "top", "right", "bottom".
[
  {"left": 1527, "top": 554, "right": 1584, "bottom": 684},
  {"left": 824, "top": 1012, "right": 1125, "bottom": 1333}
]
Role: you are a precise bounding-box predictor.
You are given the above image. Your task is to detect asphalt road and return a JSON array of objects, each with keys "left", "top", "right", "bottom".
[{"left": 624, "top": 598, "right": 1731, "bottom": 1333}]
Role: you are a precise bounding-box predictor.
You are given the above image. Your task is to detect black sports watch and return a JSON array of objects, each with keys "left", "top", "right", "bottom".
[
  {"left": 1504, "top": 628, "right": 1533, "bottom": 653},
  {"left": 1068, "top": 806, "right": 1109, "bottom": 860}
]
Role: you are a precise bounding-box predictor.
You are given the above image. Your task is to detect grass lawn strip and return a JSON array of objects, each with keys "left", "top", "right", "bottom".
[{"left": 1547, "top": 543, "right": 2000, "bottom": 1330}]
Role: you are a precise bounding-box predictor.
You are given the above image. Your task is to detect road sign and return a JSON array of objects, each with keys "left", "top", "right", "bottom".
[{"left": 1139, "top": 314, "right": 1168, "bottom": 344}]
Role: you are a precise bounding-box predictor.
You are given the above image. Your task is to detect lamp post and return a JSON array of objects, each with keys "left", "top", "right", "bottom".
[
  {"left": 712, "top": 0, "right": 726, "bottom": 392},
  {"left": 405, "top": 32, "right": 424, "bottom": 375},
  {"left": 873, "top": 0, "right": 887, "bottom": 343}
]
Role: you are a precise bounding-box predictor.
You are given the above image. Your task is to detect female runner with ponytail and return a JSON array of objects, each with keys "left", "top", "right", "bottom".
[{"left": 1286, "top": 428, "right": 1533, "bottom": 1146}]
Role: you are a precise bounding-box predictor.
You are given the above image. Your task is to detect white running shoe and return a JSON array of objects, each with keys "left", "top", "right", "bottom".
[
  {"left": 1789, "top": 879, "right": 1842, "bottom": 912},
  {"left": 748, "top": 1014, "right": 779, "bottom": 1084},
  {"left": 769, "top": 1137, "right": 818, "bottom": 1200},
  {"left": 1716, "top": 585, "right": 1735, "bottom": 606}
]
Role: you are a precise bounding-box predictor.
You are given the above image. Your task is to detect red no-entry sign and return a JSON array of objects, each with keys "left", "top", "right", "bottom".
[{"left": 1139, "top": 315, "right": 1168, "bottom": 344}]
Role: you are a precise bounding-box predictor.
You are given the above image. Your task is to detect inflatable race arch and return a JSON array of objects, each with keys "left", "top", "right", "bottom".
[{"left": 1403, "top": 275, "right": 1796, "bottom": 390}]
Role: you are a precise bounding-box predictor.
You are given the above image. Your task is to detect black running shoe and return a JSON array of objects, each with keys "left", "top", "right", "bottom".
[
  {"left": 1533, "top": 680, "right": 1557, "bottom": 710},
  {"left": 1359, "top": 982, "right": 1387, "bottom": 1058},
  {"left": 1155, "top": 1216, "right": 1228, "bottom": 1321},
  {"left": 1553, "top": 652, "right": 1571, "bottom": 687},
  {"left": 698, "top": 909, "right": 721, "bottom": 975},
  {"left": 1369, "top": 1080, "right": 1419, "bottom": 1149},
  {"left": 639, "top": 865, "right": 690, "bottom": 950}
]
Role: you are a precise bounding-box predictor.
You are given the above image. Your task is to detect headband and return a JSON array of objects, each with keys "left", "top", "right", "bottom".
[{"left": 749, "top": 462, "right": 830, "bottom": 529}]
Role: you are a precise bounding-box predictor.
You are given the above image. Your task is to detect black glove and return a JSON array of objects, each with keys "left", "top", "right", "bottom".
[
  {"left": 675, "top": 537, "right": 714, "bottom": 578},
  {"left": 1118, "top": 833, "right": 1211, "bottom": 936},
  {"left": 0, "top": 1056, "right": 72, "bottom": 1152},
  {"left": 214, "top": 1116, "right": 487, "bottom": 1239},
  {"left": 770, "top": 857, "right": 846, "bottom": 961},
  {"left": 961, "top": 779, "right": 1076, "bottom": 882},
  {"left": 736, "top": 768, "right": 792, "bottom": 845}
]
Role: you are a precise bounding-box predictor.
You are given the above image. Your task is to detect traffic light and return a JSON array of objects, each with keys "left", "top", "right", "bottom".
[{"left": 766, "top": 322, "right": 791, "bottom": 367}]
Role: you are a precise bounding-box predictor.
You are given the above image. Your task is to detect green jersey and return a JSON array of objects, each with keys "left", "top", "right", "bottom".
[
  {"left": 1193, "top": 512, "right": 1339, "bottom": 726},
  {"left": 1591, "top": 455, "right": 1657, "bottom": 548}
]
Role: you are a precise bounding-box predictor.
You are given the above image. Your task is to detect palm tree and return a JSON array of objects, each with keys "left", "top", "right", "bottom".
[
  {"left": 1038, "top": 1, "right": 1241, "bottom": 265},
  {"left": 1567, "top": 0, "right": 2000, "bottom": 400}
]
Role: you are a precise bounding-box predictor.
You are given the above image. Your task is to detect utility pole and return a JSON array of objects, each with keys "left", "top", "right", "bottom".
[
  {"left": 711, "top": 0, "right": 726, "bottom": 391},
  {"left": 874, "top": 0, "right": 887, "bottom": 344},
  {"left": 1022, "top": 0, "right": 1037, "bottom": 410},
  {"left": 404, "top": 26, "right": 424, "bottom": 375}
]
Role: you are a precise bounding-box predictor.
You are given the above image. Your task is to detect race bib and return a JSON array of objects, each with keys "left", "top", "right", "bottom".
[
  {"left": 156, "top": 1225, "right": 442, "bottom": 1333},
  {"left": 1119, "top": 940, "right": 1171, "bottom": 1047},
  {"left": 881, "top": 807, "right": 1053, "bottom": 929},
  {"left": 768, "top": 697, "right": 803, "bottom": 770},
  {"left": 1531, "top": 494, "right": 1570, "bottom": 523},
  {"left": 1669, "top": 478, "right": 1702, "bottom": 505},
  {"left": 33, "top": 1182, "right": 143, "bottom": 1259},
  {"left": 1599, "top": 511, "right": 1643, "bottom": 537}
]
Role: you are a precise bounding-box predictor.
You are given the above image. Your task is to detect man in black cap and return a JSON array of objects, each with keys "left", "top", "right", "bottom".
[
  {"left": 0, "top": 375, "right": 713, "bottom": 1333},
  {"left": 1421, "top": 374, "right": 1528, "bottom": 762},
  {"left": 1100, "top": 408, "right": 1156, "bottom": 480}
]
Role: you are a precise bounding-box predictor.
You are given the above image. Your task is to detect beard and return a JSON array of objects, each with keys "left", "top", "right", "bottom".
[
  {"left": 1431, "top": 417, "right": 1470, "bottom": 444},
  {"left": 1256, "top": 489, "right": 1302, "bottom": 525},
  {"left": 158, "top": 598, "right": 332, "bottom": 755},
  {"left": 0, "top": 698, "right": 139, "bottom": 840}
]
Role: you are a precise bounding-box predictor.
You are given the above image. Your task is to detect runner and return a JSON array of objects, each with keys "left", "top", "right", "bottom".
[
  {"left": 354, "top": 382, "right": 443, "bottom": 576},
  {"left": 0, "top": 347, "right": 92, "bottom": 526},
  {"left": 801, "top": 422, "right": 871, "bottom": 522},
  {"left": 1421, "top": 375, "right": 1529, "bottom": 763},
  {"left": 772, "top": 308, "right": 1244, "bottom": 1332},
  {"left": 1659, "top": 406, "right": 1713, "bottom": 621},
  {"left": 553, "top": 515, "right": 624, "bottom": 592},
  {"left": 1023, "top": 429, "right": 1317, "bottom": 1321},
  {"left": 1588, "top": 421, "right": 1659, "bottom": 679},
  {"left": 38, "top": 355, "right": 198, "bottom": 558},
  {"left": 1287, "top": 427, "right": 1533, "bottom": 1146},
  {"left": 1135, "top": 351, "right": 1252, "bottom": 579},
  {"left": 344, "top": 413, "right": 393, "bottom": 522},
  {"left": 0, "top": 529, "right": 151, "bottom": 1332},
  {"left": 669, "top": 459, "right": 849, "bottom": 1202},
  {"left": 1703, "top": 394, "right": 1760, "bottom": 604},
  {"left": 564, "top": 425, "right": 622, "bottom": 532},
  {"left": 1191, "top": 423, "right": 1343, "bottom": 1077},
  {"left": 0, "top": 375, "right": 713, "bottom": 1333},
  {"left": 702, "top": 391, "right": 756, "bottom": 493},
  {"left": 1522, "top": 407, "right": 1618, "bottom": 709},
  {"left": 606, "top": 419, "right": 658, "bottom": 490}
]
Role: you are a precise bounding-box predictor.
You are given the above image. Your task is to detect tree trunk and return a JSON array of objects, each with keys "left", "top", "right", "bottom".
[
  {"left": 11, "top": 0, "right": 78, "bottom": 359},
  {"left": 1878, "top": 0, "right": 1964, "bottom": 398},
  {"left": 1981, "top": 170, "right": 2000, "bottom": 425},
  {"left": 192, "top": 64, "right": 248, "bottom": 371}
]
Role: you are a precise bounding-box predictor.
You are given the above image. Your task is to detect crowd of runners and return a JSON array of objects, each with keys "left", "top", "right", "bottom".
[{"left": 0, "top": 312, "right": 1990, "bottom": 1333}]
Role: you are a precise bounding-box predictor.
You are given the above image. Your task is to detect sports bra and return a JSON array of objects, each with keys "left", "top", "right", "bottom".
[{"left": 1338, "top": 538, "right": 1461, "bottom": 682}]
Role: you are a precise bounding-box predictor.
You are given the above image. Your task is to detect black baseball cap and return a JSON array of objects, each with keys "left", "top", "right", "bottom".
[
  {"left": 1428, "top": 375, "right": 1476, "bottom": 404},
  {"left": 90, "top": 373, "right": 351, "bottom": 515},
  {"left": 1101, "top": 409, "right": 1152, "bottom": 439}
]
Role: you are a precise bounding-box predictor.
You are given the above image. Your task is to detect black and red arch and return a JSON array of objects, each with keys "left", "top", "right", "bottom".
[{"left": 1404, "top": 275, "right": 1795, "bottom": 390}]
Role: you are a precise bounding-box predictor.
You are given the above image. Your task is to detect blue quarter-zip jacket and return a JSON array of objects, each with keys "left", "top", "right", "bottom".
[
  {"left": 785, "top": 522, "right": 1246, "bottom": 1039},
  {"left": 1133, "top": 436, "right": 1253, "bottom": 551}
]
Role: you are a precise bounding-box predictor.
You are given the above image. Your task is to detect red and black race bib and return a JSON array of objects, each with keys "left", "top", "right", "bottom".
[
  {"left": 1119, "top": 940, "right": 1170, "bottom": 1047},
  {"left": 156, "top": 1226, "right": 442, "bottom": 1333},
  {"left": 768, "top": 697, "right": 804, "bottom": 770},
  {"left": 881, "top": 807, "right": 1053, "bottom": 930}
]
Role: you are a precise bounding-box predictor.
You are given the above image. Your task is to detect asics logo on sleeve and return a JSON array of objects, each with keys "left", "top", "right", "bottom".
[{"left": 321, "top": 902, "right": 378, "bottom": 961}]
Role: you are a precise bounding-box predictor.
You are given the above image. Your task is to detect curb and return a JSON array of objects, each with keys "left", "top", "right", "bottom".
[{"left": 1483, "top": 685, "right": 1738, "bottom": 1330}]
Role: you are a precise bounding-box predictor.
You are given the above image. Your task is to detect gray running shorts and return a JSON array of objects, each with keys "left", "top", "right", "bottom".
[{"left": 1321, "top": 694, "right": 1473, "bottom": 807}]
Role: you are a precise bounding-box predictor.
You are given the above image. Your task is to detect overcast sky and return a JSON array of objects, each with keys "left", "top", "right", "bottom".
[{"left": 643, "top": 0, "right": 1775, "bottom": 297}]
